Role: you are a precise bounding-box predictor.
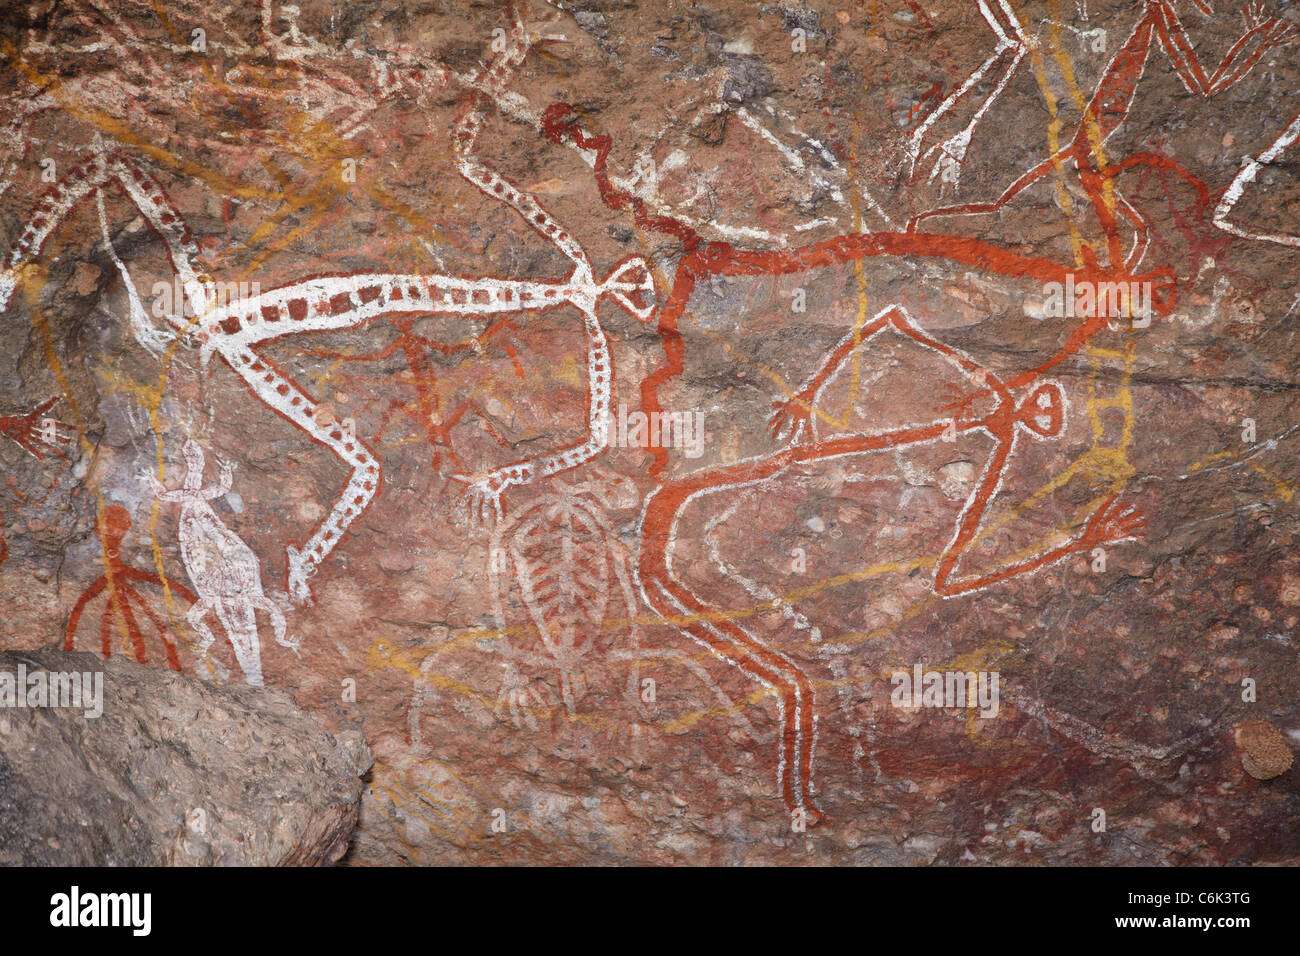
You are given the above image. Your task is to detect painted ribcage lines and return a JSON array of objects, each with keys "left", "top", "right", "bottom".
[{"left": 490, "top": 490, "right": 626, "bottom": 715}]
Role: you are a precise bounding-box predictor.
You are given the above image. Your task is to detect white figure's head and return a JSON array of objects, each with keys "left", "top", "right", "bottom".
[
  {"left": 600, "top": 257, "right": 657, "bottom": 322},
  {"left": 182, "top": 438, "right": 205, "bottom": 489}
]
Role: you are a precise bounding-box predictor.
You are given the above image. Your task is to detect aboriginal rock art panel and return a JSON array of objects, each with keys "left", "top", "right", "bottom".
[{"left": 0, "top": 0, "right": 1297, "bottom": 863}]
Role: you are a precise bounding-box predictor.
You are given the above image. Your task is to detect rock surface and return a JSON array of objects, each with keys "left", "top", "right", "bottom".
[
  {"left": 1235, "top": 720, "right": 1294, "bottom": 780},
  {"left": 0, "top": 0, "right": 1296, "bottom": 865},
  {"left": 0, "top": 649, "right": 371, "bottom": 865}
]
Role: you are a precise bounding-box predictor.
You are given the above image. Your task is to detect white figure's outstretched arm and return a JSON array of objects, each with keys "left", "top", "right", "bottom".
[
  {"left": 201, "top": 459, "right": 236, "bottom": 501},
  {"left": 1, "top": 145, "right": 215, "bottom": 329},
  {"left": 110, "top": 163, "right": 215, "bottom": 321},
  {"left": 440, "top": 1, "right": 636, "bottom": 521},
  {"left": 1215, "top": 109, "right": 1300, "bottom": 247},
  {"left": 451, "top": 2, "right": 593, "bottom": 276},
  {"left": 143, "top": 474, "right": 189, "bottom": 504},
  {"left": 95, "top": 186, "right": 176, "bottom": 357},
  {"left": 1, "top": 151, "right": 117, "bottom": 311},
  {"left": 907, "top": 0, "right": 1032, "bottom": 187}
]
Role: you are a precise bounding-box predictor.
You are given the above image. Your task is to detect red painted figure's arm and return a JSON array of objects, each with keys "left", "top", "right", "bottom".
[
  {"left": 0, "top": 397, "right": 74, "bottom": 459},
  {"left": 1156, "top": 1, "right": 1296, "bottom": 97}
]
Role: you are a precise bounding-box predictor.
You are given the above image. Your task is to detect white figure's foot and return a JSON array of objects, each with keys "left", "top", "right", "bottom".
[{"left": 286, "top": 547, "right": 315, "bottom": 606}]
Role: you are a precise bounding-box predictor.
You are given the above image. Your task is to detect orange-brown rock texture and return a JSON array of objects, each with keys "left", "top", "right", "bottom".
[{"left": 0, "top": 0, "right": 1296, "bottom": 865}]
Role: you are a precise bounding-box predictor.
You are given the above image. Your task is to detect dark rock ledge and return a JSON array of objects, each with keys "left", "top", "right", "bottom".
[{"left": 0, "top": 648, "right": 371, "bottom": 866}]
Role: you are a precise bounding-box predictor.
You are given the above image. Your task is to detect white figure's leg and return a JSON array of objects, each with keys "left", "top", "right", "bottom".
[
  {"left": 252, "top": 592, "right": 298, "bottom": 653},
  {"left": 185, "top": 599, "right": 231, "bottom": 681},
  {"left": 454, "top": 308, "right": 612, "bottom": 520},
  {"left": 217, "top": 343, "right": 380, "bottom": 604},
  {"left": 213, "top": 600, "right": 264, "bottom": 687},
  {"left": 186, "top": 600, "right": 218, "bottom": 654}
]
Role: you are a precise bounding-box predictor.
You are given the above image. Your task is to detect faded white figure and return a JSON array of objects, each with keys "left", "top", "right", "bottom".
[{"left": 146, "top": 439, "right": 298, "bottom": 685}]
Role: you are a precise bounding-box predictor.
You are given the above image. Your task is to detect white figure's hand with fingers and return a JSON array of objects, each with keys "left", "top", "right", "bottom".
[
  {"left": 141, "top": 469, "right": 167, "bottom": 498},
  {"left": 452, "top": 471, "right": 507, "bottom": 526},
  {"left": 495, "top": 662, "right": 541, "bottom": 731}
]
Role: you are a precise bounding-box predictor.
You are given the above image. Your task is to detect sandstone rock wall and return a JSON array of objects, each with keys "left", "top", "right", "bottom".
[
  {"left": 0, "top": 0, "right": 1295, "bottom": 865},
  {"left": 0, "top": 649, "right": 370, "bottom": 865}
]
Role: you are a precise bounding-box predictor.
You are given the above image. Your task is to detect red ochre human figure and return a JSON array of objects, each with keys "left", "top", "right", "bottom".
[
  {"left": 303, "top": 313, "right": 524, "bottom": 474},
  {"left": 637, "top": 305, "right": 1147, "bottom": 823},
  {"left": 540, "top": 104, "right": 1178, "bottom": 484},
  {"left": 906, "top": 0, "right": 1296, "bottom": 270},
  {"left": 64, "top": 504, "right": 199, "bottom": 671},
  {"left": 539, "top": 108, "right": 1157, "bottom": 822}
]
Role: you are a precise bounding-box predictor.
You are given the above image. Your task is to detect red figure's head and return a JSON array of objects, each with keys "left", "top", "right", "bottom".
[
  {"left": 1015, "top": 382, "right": 1066, "bottom": 439},
  {"left": 96, "top": 504, "right": 132, "bottom": 558}
]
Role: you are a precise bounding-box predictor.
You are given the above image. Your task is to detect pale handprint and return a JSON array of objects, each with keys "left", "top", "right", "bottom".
[{"left": 495, "top": 662, "right": 543, "bottom": 731}]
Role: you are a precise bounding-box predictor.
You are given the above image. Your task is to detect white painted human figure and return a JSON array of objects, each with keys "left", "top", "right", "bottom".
[
  {"left": 146, "top": 439, "right": 298, "bottom": 686},
  {"left": 0, "top": 7, "right": 654, "bottom": 606}
]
